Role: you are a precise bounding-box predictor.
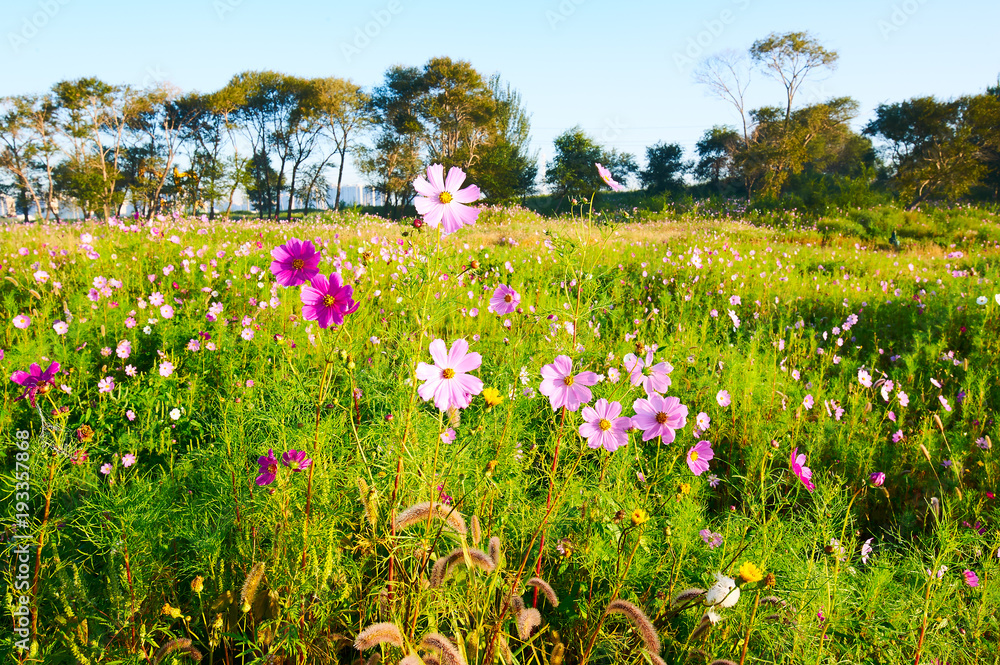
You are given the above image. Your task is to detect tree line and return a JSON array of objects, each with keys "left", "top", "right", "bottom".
[{"left": 1, "top": 36, "right": 998, "bottom": 222}]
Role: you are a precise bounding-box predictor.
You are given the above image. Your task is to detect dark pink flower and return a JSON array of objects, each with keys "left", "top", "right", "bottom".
[
  {"left": 256, "top": 449, "right": 279, "bottom": 486},
  {"left": 963, "top": 569, "right": 979, "bottom": 587},
  {"left": 10, "top": 361, "right": 61, "bottom": 407},
  {"left": 412, "top": 164, "right": 481, "bottom": 234},
  {"left": 281, "top": 449, "right": 312, "bottom": 472},
  {"left": 539, "top": 355, "right": 599, "bottom": 412},
  {"left": 270, "top": 238, "right": 320, "bottom": 287},
  {"left": 415, "top": 338, "right": 483, "bottom": 410},
  {"left": 489, "top": 284, "right": 520, "bottom": 315},
  {"left": 687, "top": 440, "right": 714, "bottom": 476},
  {"left": 631, "top": 394, "right": 688, "bottom": 443},
  {"left": 578, "top": 399, "right": 631, "bottom": 452},
  {"left": 869, "top": 471, "right": 885, "bottom": 487},
  {"left": 301, "top": 272, "right": 359, "bottom": 328},
  {"left": 791, "top": 447, "right": 815, "bottom": 492}
]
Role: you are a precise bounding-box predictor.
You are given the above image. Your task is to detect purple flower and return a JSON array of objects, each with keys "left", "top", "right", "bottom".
[
  {"left": 869, "top": 471, "right": 885, "bottom": 487},
  {"left": 539, "top": 355, "right": 599, "bottom": 412},
  {"left": 10, "top": 361, "right": 61, "bottom": 407},
  {"left": 631, "top": 394, "right": 688, "bottom": 443},
  {"left": 300, "top": 272, "right": 359, "bottom": 329},
  {"left": 488, "top": 284, "right": 520, "bottom": 315},
  {"left": 699, "top": 528, "right": 723, "bottom": 549},
  {"left": 270, "top": 238, "right": 321, "bottom": 287},
  {"left": 687, "top": 440, "right": 714, "bottom": 476},
  {"left": 256, "top": 449, "right": 279, "bottom": 486},
  {"left": 964, "top": 569, "right": 979, "bottom": 587},
  {"left": 707, "top": 473, "right": 720, "bottom": 488},
  {"left": 578, "top": 399, "right": 631, "bottom": 452},
  {"left": 281, "top": 449, "right": 312, "bottom": 472},
  {"left": 791, "top": 447, "right": 815, "bottom": 492}
]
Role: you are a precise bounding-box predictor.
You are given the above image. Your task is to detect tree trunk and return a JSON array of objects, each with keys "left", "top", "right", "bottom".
[
  {"left": 286, "top": 162, "right": 299, "bottom": 221},
  {"left": 335, "top": 148, "right": 347, "bottom": 212}
]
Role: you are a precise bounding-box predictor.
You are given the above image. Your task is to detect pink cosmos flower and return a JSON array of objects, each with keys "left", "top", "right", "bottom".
[
  {"left": 13, "top": 314, "right": 31, "bottom": 329},
  {"left": 122, "top": 453, "right": 136, "bottom": 467},
  {"left": 159, "top": 361, "right": 174, "bottom": 378},
  {"left": 622, "top": 350, "right": 673, "bottom": 396},
  {"left": 416, "top": 338, "right": 483, "bottom": 411},
  {"left": 281, "top": 449, "right": 312, "bottom": 472},
  {"left": 870, "top": 471, "right": 885, "bottom": 487},
  {"left": 716, "top": 390, "right": 731, "bottom": 408},
  {"left": 270, "top": 238, "right": 321, "bottom": 287},
  {"left": 790, "top": 447, "right": 815, "bottom": 492},
  {"left": 126, "top": 409, "right": 136, "bottom": 421},
  {"left": 11, "top": 361, "right": 61, "bottom": 407},
  {"left": 699, "top": 528, "right": 723, "bottom": 549},
  {"left": 631, "top": 394, "right": 688, "bottom": 443},
  {"left": 539, "top": 355, "right": 599, "bottom": 412},
  {"left": 100, "top": 463, "right": 112, "bottom": 475},
  {"left": 160, "top": 304, "right": 174, "bottom": 319},
  {"left": 687, "top": 440, "right": 714, "bottom": 475},
  {"left": 595, "top": 162, "right": 624, "bottom": 192},
  {"left": 489, "top": 284, "right": 520, "bottom": 315},
  {"left": 861, "top": 538, "right": 874, "bottom": 563},
  {"left": 578, "top": 399, "right": 631, "bottom": 452},
  {"left": 696, "top": 412, "right": 710, "bottom": 430},
  {"left": 963, "top": 569, "right": 979, "bottom": 587},
  {"left": 412, "top": 164, "right": 481, "bottom": 234},
  {"left": 301, "top": 272, "right": 359, "bottom": 329},
  {"left": 98, "top": 376, "right": 115, "bottom": 393},
  {"left": 802, "top": 394, "right": 814, "bottom": 410},
  {"left": 256, "top": 449, "right": 279, "bottom": 486},
  {"left": 441, "top": 428, "right": 457, "bottom": 444}
]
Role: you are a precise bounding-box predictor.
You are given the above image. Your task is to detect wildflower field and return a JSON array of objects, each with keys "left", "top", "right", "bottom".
[{"left": 3, "top": 174, "right": 1000, "bottom": 665}]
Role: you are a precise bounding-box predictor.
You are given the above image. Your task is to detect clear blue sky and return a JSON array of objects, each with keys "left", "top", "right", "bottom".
[{"left": 4, "top": 0, "right": 999, "bottom": 186}]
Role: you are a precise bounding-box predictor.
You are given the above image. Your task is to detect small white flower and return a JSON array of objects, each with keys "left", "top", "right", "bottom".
[
  {"left": 977, "top": 296, "right": 988, "bottom": 305},
  {"left": 705, "top": 573, "right": 740, "bottom": 608},
  {"left": 169, "top": 408, "right": 181, "bottom": 421}
]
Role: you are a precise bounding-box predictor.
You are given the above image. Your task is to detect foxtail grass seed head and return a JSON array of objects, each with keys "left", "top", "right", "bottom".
[
  {"left": 526, "top": 577, "right": 559, "bottom": 607},
  {"left": 471, "top": 514, "right": 482, "bottom": 544},
  {"left": 153, "top": 638, "right": 192, "bottom": 665},
  {"left": 365, "top": 654, "right": 382, "bottom": 665},
  {"left": 240, "top": 562, "right": 265, "bottom": 611},
  {"left": 550, "top": 642, "right": 566, "bottom": 665},
  {"left": 358, "top": 477, "right": 378, "bottom": 525},
  {"left": 180, "top": 647, "right": 203, "bottom": 662},
  {"left": 399, "top": 655, "right": 422, "bottom": 665},
  {"left": 516, "top": 607, "right": 542, "bottom": 640},
  {"left": 708, "top": 660, "right": 739, "bottom": 665},
  {"left": 650, "top": 654, "right": 667, "bottom": 665},
  {"left": 689, "top": 620, "right": 712, "bottom": 641},
  {"left": 670, "top": 588, "right": 706, "bottom": 606},
  {"left": 420, "top": 632, "right": 466, "bottom": 665},
  {"left": 431, "top": 547, "right": 495, "bottom": 587},
  {"left": 509, "top": 594, "right": 526, "bottom": 614},
  {"left": 605, "top": 599, "right": 661, "bottom": 654},
  {"left": 354, "top": 622, "right": 405, "bottom": 651},
  {"left": 761, "top": 595, "right": 786, "bottom": 606},
  {"left": 488, "top": 536, "right": 502, "bottom": 567},
  {"left": 393, "top": 501, "right": 468, "bottom": 535}
]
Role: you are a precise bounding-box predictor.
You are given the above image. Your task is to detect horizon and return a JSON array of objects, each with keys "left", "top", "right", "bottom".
[{"left": 4, "top": 0, "right": 999, "bottom": 189}]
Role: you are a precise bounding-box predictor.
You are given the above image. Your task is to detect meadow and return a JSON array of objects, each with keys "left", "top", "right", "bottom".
[{"left": 2, "top": 187, "right": 1000, "bottom": 664}]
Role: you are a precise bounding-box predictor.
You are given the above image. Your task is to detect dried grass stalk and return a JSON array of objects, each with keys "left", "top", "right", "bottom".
[
  {"left": 239, "top": 562, "right": 265, "bottom": 609},
  {"left": 516, "top": 607, "right": 542, "bottom": 640},
  {"left": 605, "top": 599, "right": 660, "bottom": 654},
  {"left": 670, "top": 587, "right": 705, "bottom": 606},
  {"left": 354, "top": 622, "right": 404, "bottom": 651},
  {"left": 470, "top": 514, "right": 482, "bottom": 544},
  {"left": 525, "top": 577, "right": 559, "bottom": 607},
  {"left": 153, "top": 638, "right": 192, "bottom": 665},
  {"left": 420, "top": 632, "right": 466, "bottom": 665},
  {"left": 393, "top": 501, "right": 468, "bottom": 535}
]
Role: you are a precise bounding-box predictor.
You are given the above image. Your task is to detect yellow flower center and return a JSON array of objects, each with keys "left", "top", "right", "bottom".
[
  {"left": 323, "top": 295, "right": 336, "bottom": 307},
  {"left": 655, "top": 411, "right": 668, "bottom": 424},
  {"left": 438, "top": 191, "right": 453, "bottom": 204},
  {"left": 599, "top": 419, "right": 611, "bottom": 431},
  {"left": 442, "top": 368, "right": 456, "bottom": 379},
  {"left": 690, "top": 451, "right": 699, "bottom": 462},
  {"left": 292, "top": 258, "right": 304, "bottom": 269},
  {"left": 563, "top": 375, "right": 575, "bottom": 386}
]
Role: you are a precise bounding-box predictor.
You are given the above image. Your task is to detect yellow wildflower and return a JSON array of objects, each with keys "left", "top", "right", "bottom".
[
  {"left": 739, "top": 562, "right": 764, "bottom": 584},
  {"left": 482, "top": 387, "right": 503, "bottom": 407},
  {"left": 630, "top": 508, "right": 649, "bottom": 526}
]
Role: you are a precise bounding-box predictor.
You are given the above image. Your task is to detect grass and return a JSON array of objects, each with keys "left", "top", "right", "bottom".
[{"left": 1, "top": 206, "right": 998, "bottom": 664}]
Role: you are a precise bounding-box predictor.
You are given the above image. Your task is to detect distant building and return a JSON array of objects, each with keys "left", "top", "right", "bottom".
[{"left": 330, "top": 184, "right": 384, "bottom": 207}]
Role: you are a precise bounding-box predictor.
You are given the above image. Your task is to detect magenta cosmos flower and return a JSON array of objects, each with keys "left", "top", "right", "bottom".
[
  {"left": 791, "top": 447, "right": 815, "bottom": 492},
  {"left": 632, "top": 394, "right": 688, "bottom": 443},
  {"left": 301, "top": 272, "right": 359, "bottom": 329},
  {"left": 11, "top": 361, "right": 61, "bottom": 407},
  {"left": 270, "top": 238, "right": 320, "bottom": 287},
  {"left": 687, "top": 440, "right": 714, "bottom": 476},
  {"left": 963, "top": 569, "right": 979, "bottom": 587},
  {"left": 416, "top": 338, "right": 484, "bottom": 411},
  {"left": 281, "top": 449, "right": 312, "bottom": 472},
  {"left": 256, "top": 449, "right": 279, "bottom": 486},
  {"left": 622, "top": 350, "right": 673, "bottom": 396},
  {"left": 595, "top": 162, "right": 624, "bottom": 192},
  {"left": 578, "top": 399, "right": 631, "bottom": 452},
  {"left": 413, "top": 164, "right": 481, "bottom": 234},
  {"left": 539, "top": 355, "right": 599, "bottom": 412},
  {"left": 489, "top": 284, "right": 520, "bottom": 315}
]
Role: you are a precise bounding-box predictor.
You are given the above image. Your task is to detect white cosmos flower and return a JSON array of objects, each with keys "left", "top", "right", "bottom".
[
  {"left": 705, "top": 573, "right": 740, "bottom": 608},
  {"left": 977, "top": 296, "right": 988, "bottom": 305},
  {"left": 169, "top": 408, "right": 181, "bottom": 420}
]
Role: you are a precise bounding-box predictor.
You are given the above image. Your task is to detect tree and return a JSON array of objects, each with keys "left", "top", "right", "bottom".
[
  {"left": 750, "top": 31, "right": 839, "bottom": 124},
  {"left": 311, "top": 77, "right": 369, "bottom": 211},
  {"left": 864, "top": 96, "right": 984, "bottom": 208},
  {"left": 694, "top": 50, "right": 753, "bottom": 144},
  {"left": 694, "top": 126, "right": 741, "bottom": 191},
  {"left": 0, "top": 95, "right": 54, "bottom": 221},
  {"left": 420, "top": 57, "right": 496, "bottom": 169},
  {"left": 469, "top": 75, "right": 537, "bottom": 203},
  {"left": 639, "top": 142, "right": 688, "bottom": 194},
  {"left": 545, "top": 126, "right": 636, "bottom": 200},
  {"left": 966, "top": 86, "right": 1000, "bottom": 201}
]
